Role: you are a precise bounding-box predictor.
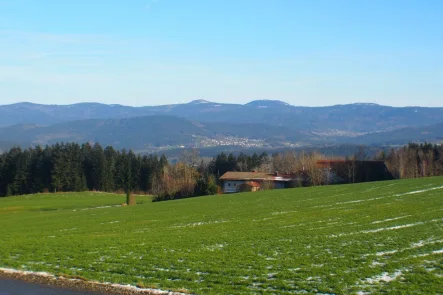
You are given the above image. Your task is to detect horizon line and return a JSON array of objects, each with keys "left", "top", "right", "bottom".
[{"left": 1, "top": 100, "right": 440, "bottom": 109}]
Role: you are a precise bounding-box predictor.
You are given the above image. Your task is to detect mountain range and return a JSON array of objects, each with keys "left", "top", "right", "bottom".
[{"left": 0, "top": 100, "right": 442, "bottom": 153}]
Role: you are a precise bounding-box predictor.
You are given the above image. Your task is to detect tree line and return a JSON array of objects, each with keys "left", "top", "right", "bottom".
[
  {"left": 380, "top": 143, "right": 443, "bottom": 179},
  {"left": 0, "top": 143, "right": 163, "bottom": 198},
  {"left": 1, "top": 142, "right": 442, "bottom": 200},
  {"left": 0, "top": 144, "right": 271, "bottom": 200}
]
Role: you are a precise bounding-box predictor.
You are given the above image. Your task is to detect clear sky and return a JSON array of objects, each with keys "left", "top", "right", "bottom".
[{"left": 0, "top": 0, "right": 442, "bottom": 107}]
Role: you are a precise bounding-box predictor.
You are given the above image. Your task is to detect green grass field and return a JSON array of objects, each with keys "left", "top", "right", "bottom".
[{"left": 1, "top": 177, "right": 443, "bottom": 294}]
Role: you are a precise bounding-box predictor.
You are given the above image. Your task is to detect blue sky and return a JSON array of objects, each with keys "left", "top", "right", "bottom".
[{"left": 0, "top": 0, "right": 442, "bottom": 107}]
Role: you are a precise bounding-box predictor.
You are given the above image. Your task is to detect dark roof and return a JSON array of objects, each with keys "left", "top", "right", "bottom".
[{"left": 219, "top": 172, "right": 273, "bottom": 181}]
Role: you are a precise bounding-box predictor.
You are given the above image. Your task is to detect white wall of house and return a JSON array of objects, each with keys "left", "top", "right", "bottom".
[{"left": 223, "top": 180, "right": 246, "bottom": 193}]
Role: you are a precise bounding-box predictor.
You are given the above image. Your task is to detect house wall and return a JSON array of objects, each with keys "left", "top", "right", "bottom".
[
  {"left": 222, "top": 180, "right": 290, "bottom": 193},
  {"left": 223, "top": 180, "right": 246, "bottom": 193},
  {"left": 274, "top": 182, "right": 286, "bottom": 189}
]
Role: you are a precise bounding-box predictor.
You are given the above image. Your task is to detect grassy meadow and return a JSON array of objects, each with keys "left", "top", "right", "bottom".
[{"left": 0, "top": 177, "right": 443, "bottom": 294}]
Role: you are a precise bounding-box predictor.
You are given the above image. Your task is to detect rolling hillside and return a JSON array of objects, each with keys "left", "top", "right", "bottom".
[
  {"left": 0, "top": 115, "right": 442, "bottom": 152},
  {"left": 0, "top": 115, "right": 313, "bottom": 150},
  {"left": 352, "top": 122, "right": 443, "bottom": 145},
  {"left": 2, "top": 101, "right": 443, "bottom": 134},
  {"left": 1, "top": 101, "right": 443, "bottom": 151},
  {"left": 0, "top": 177, "right": 442, "bottom": 294}
]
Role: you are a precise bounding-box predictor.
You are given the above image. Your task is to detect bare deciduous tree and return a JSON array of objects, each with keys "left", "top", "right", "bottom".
[
  {"left": 304, "top": 152, "right": 325, "bottom": 186},
  {"left": 179, "top": 149, "right": 200, "bottom": 167}
]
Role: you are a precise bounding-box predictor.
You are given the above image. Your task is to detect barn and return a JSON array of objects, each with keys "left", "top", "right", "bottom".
[{"left": 219, "top": 172, "right": 296, "bottom": 193}]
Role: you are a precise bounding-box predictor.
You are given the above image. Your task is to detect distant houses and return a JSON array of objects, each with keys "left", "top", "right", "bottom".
[{"left": 219, "top": 160, "right": 393, "bottom": 193}]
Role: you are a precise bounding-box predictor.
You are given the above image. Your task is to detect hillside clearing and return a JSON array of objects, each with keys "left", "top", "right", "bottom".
[{"left": 0, "top": 178, "right": 443, "bottom": 294}]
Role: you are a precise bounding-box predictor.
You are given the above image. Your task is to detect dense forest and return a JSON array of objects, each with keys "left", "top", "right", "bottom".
[
  {"left": 0, "top": 142, "right": 442, "bottom": 200},
  {"left": 0, "top": 143, "right": 263, "bottom": 200}
]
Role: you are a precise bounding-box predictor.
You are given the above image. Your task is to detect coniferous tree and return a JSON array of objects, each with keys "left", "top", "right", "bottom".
[
  {"left": 28, "top": 146, "right": 44, "bottom": 193},
  {"left": 82, "top": 143, "right": 94, "bottom": 190},
  {"left": 51, "top": 143, "right": 65, "bottom": 192},
  {"left": 140, "top": 155, "right": 154, "bottom": 193},
  {"left": 103, "top": 146, "right": 117, "bottom": 192},
  {"left": 3, "top": 147, "right": 22, "bottom": 195},
  {"left": 90, "top": 143, "right": 106, "bottom": 191},
  {"left": 129, "top": 151, "right": 141, "bottom": 193},
  {"left": 13, "top": 149, "right": 31, "bottom": 195},
  {"left": 115, "top": 150, "right": 135, "bottom": 204}
]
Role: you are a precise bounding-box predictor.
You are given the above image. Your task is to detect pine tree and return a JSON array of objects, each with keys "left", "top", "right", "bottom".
[
  {"left": 103, "top": 146, "right": 117, "bottom": 192},
  {"left": 3, "top": 147, "right": 23, "bottom": 196},
  {"left": 90, "top": 143, "right": 106, "bottom": 191},
  {"left": 115, "top": 150, "right": 136, "bottom": 205},
  {"left": 13, "top": 150, "right": 31, "bottom": 195},
  {"left": 51, "top": 143, "right": 65, "bottom": 192},
  {"left": 82, "top": 143, "right": 94, "bottom": 190}
]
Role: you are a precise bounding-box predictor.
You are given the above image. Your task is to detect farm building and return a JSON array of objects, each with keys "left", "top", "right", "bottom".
[
  {"left": 219, "top": 160, "right": 393, "bottom": 193},
  {"left": 219, "top": 172, "right": 304, "bottom": 193}
]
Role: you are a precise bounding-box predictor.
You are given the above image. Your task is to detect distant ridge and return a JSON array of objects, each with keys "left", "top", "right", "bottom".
[
  {"left": 0, "top": 100, "right": 430, "bottom": 108},
  {"left": 245, "top": 100, "right": 290, "bottom": 107},
  {"left": 1, "top": 100, "right": 443, "bottom": 149}
]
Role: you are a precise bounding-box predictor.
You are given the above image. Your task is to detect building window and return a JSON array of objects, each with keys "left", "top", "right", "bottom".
[{"left": 228, "top": 183, "right": 230, "bottom": 186}]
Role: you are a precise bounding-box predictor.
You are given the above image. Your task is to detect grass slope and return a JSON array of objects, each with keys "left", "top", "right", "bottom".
[{"left": 1, "top": 178, "right": 443, "bottom": 294}]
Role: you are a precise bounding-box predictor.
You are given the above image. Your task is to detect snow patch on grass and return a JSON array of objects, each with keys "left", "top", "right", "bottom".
[
  {"left": 336, "top": 199, "right": 365, "bottom": 205},
  {"left": 172, "top": 220, "right": 227, "bottom": 228},
  {"left": 410, "top": 238, "right": 443, "bottom": 249},
  {"left": 80, "top": 205, "right": 121, "bottom": 211},
  {"left": 101, "top": 221, "right": 120, "bottom": 224},
  {"left": 330, "top": 222, "right": 424, "bottom": 237},
  {"left": 376, "top": 250, "right": 398, "bottom": 256},
  {"left": 361, "top": 222, "right": 424, "bottom": 234},
  {"left": 59, "top": 227, "right": 77, "bottom": 232},
  {"left": 394, "top": 185, "right": 443, "bottom": 197},
  {"left": 271, "top": 210, "right": 297, "bottom": 215},
  {"left": 204, "top": 243, "right": 226, "bottom": 251},
  {"left": 365, "top": 270, "right": 403, "bottom": 284},
  {"left": 372, "top": 215, "right": 411, "bottom": 224},
  {"left": 370, "top": 261, "right": 384, "bottom": 267}
]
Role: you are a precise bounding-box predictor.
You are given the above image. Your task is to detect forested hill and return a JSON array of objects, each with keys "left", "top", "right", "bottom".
[
  {"left": 0, "top": 115, "right": 313, "bottom": 151},
  {"left": 1, "top": 101, "right": 443, "bottom": 151},
  {"left": 351, "top": 122, "right": 443, "bottom": 145},
  {"left": 2, "top": 101, "right": 443, "bottom": 134}
]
